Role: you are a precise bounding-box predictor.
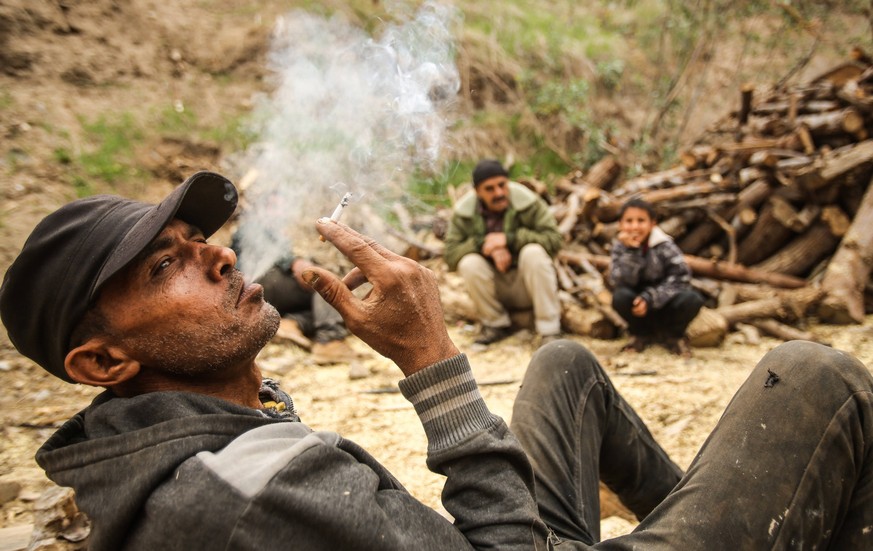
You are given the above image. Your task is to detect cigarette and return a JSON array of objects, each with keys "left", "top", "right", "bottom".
[
  {"left": 320, "top": 192, "right": 353, "bottom": 241},
  {"left": 330, "top": 192, "right": 353, "bottom": 222}
]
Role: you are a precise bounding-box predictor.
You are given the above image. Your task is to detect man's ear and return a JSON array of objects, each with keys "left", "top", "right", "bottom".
[{"left": 64, "top": 339, "right": 141, "bottom": 388}]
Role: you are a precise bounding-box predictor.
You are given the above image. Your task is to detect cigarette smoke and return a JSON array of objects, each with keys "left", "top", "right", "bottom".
[{"left": 233, "top": 2, "right": 460, "bottom": 282}]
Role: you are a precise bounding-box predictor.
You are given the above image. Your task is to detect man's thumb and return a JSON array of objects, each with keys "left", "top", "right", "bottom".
[
  {"left": 301, "top": 269, "right": 322, "bottom": 290},
  {"left": 300, "top": 268, "right": 349, "bottom": 313}
]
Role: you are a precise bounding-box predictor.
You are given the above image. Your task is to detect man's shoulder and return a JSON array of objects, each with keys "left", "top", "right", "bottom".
[
  {"left": 507, "top": 181, "right": 539, "bottom": 210},
  {"left": 452, "top": 189, "right": 479, "bottom": 218}
]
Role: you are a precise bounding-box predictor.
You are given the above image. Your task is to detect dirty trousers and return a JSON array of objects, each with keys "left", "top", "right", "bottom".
[
  {"left": 510, "top": 340, "right": 873, "bottom": 549},
  {"left": 456, "top": 243, "right": 561, "bottom": 336},
  {"left": 257, "top": 265, "right": 347, "bottom": 343}
]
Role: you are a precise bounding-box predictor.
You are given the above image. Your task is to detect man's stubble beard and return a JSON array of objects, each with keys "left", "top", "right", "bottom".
[{"left": 122, "top": 303, "right": 281, "bottom": 377}]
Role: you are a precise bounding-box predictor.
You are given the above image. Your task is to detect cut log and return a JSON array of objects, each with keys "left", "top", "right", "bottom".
[
  {"left": 730, "top": 284, "right": 824, "bottom": 311},
  {"left": 660, "top": 210, "right": 703, "bottom": 240},
  {"left": 752, "top": 221, "right": 840, "bottom": 277},
  {"left": 739, "top": 83, "right": 755, "bottom": 126},
  {"left": 736, "top": 199, "right": 795, "bottom": 265},
  {"left": 640, "top": 179, "right": 738, "bottom": 206},
  {"left": 819, "top": 175, "right": 873, "bottom": 323},
  {"left": 561, "top": 300, "right": 617, "bottom": 339},
  {"left": 749, "top": 318, "right": 820, "bottom": 343},
  {"left": 680, "top": 145, "right": 719, "bottom": 169},
  {"left": 686, "top": 306, "right": 729, "bottom": 347},
  {"left": 581, "top": 156, "right": 622, "bottom": 190},
  {"left": 614, "top": 166, "right": 713, "bottom": 197},
  {"left": 795, "top": 139, "right": 873, "bottom": 191},
  {"left": 683, "top": 255, "right": 807, "bottom": 288},
  {"left": 795, "top": 107, "right": 865, "bottom": 138},
  {"left": 715, "top": 298, "right": 784, "bottom": 324},
  {"left": 558, "top": 250, "right": 807, "bottom": 289},
  {"left": 556, "top": 191, "right": 581, "bottom": 238}
]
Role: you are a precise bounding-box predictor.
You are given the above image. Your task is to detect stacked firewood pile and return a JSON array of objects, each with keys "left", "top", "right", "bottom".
[{"left": 535, "top": 48, "right": 873, "bottom": 346}]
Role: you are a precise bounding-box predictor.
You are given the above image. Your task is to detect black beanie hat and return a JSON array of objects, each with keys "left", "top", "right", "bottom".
[
  {"left": 472, "top": 159, "right": 508, "bottom": 187},
  {"left": 0, "top": 171, "right": 238, "bottom": 382}
]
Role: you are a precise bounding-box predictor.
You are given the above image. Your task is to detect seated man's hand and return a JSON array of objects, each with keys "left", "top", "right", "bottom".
[
  {"left": 481, "top": 232, "right": 507, "bottom": 257},
  {"left": 491, "top": 247, "right": 512, "bottom": 273},
  {"left": 303, "top": 218, "right": 460, "bottom": 376}
]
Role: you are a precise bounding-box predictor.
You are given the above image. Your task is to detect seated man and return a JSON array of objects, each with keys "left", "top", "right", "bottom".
[
  {"left": 2, "top": 171, "right": 871, "bottom": 550},
  {"left": 444, "top": 159, "right": 563, "bottom": 345},
  {"left": 609, "top": 198, "right": 704, "bottom": 356}
]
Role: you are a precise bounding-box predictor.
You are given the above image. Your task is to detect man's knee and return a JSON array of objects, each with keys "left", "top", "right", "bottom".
[
  {"left": 612, "top": 286, "right": 636, "bottom": 312},
  {"left": 518, "top": 243, "right": 550, "bottom": 271},
  {"left": 672, "top": 289, "right": 704, "bottom": 312},
  {"left": 457, "top": 253, "right": 491, "bottom": 279},
  {"left": 758, "top": 340, "right": 872, "bottom": 393},
  {"left": 522, "top": 340, "right": 602, "bottom": 396}
]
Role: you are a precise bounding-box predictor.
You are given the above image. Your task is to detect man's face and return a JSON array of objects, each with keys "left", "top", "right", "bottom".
[
  {"left": 618, "top": 206, "right": 656, "bottom": 246},
  {"left": 475, "top": 175, "right": 509, "bottom": 214},
  {"left": 95, "top": 218, "right": 280, "bottom": 377}
]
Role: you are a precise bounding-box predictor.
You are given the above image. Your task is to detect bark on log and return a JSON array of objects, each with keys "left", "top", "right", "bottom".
[
  {"left": 818, "top": 175, "right": 873, "bottom": 323},
  {"left": 795, "top": 108, "right": 865, "bottom": 138},
  {"left": 730, "top": 284, "right": 823, "bottom": 311},
  {"left": 751, "top": 221, "right": 840, "bottom": 277},
  {"left": 739, "top": 83, "right": 754, "bottom": 126},
  {"left": 558, "top": 250, "right": 808, "bottom": 289},
  {"left": 614, "top": 166, "right": 714, "bottom": 197},
  {"left": 748, "top": 318, "right": 819, "bottom": 343},
  {"left": 795, "top": 139, "right": 873, "bottom": 191},
  {"left": 737, "top": 199, "right": 795, "bottom": 265},
  {"left": 684, "top": 255, "right": 807, "bottom": 288},
  {"left": 581, "top": 156, "right": 622, "bottom": 190},
  {"left": 556, "top": 191, "right": 581, "bottom": 238},
  {"left": 715, "top": 298, "right": 784, "bottom": 324}
]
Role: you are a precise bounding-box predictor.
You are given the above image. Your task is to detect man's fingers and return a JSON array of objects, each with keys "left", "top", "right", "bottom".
[
  {"left": 301, "top": 266, "right": 358, "bottom": 316},
  {"left": 315, "top": 218, "right": 400, "bottom": 273},
  {"left": 341, "top": 267, "right": 369, "bottom": 291}
]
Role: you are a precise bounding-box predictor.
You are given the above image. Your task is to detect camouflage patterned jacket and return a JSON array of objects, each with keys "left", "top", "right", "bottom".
[{"left": 609, "top": 226, "right": 692, "bottom": 310}]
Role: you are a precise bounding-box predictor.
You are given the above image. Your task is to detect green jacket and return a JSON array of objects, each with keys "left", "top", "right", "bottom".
[{"left": 444, "top": 182, "right": 562, "bottom": 271}]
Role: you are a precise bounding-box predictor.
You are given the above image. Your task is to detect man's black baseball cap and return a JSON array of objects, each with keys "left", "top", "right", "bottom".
[{"left": 0, "top": 171, "right": 238, "bottom": 382}]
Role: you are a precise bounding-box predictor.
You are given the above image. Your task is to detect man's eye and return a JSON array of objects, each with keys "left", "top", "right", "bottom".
[{"left": 155, "top": 258, "right": 172, "bottom": 273}]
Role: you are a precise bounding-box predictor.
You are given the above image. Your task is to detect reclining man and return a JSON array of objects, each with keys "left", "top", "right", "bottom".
[{"left": 1, "top": 171, "right": 871, "bottom": 550}]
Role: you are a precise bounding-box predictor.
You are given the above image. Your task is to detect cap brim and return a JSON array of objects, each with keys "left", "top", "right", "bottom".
[{"left": 92, "top": 171, "right": 238, "bottom": 297}]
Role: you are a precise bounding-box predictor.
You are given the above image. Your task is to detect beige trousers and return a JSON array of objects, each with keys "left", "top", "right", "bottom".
[{"left": 457, "top": 243, "right": 561, "bottom": 336}]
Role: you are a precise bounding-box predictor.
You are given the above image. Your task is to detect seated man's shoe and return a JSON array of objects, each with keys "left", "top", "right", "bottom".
[
  {"left": 274, "top": 318, "right": 312, "bottom": 350},
  {"left": 620, "top": 335, "right": 648, "bottom": 353},
  {"left": 312, "top": 338, "right": 359, "bottom": 365},
  {"left": 474, "top": 325, "right": 514, "bottom": 345}
]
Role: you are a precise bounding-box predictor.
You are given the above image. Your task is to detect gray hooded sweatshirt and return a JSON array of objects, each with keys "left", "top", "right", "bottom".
[{"left": 36, "top": 355, "right": 555, "bottom": 550}]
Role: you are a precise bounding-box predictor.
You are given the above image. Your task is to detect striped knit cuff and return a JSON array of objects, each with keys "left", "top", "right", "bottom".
[{"left": 398, "top": 354, "right": 498, "bottom": 453}]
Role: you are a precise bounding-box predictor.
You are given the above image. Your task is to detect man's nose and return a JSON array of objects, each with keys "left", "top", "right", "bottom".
[{"left": 207, "top": 245, "right": 237, "bottom": 281}]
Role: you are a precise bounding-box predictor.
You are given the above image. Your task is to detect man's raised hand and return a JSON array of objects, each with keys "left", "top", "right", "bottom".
[{"left": 302, "top": 218, "right": 459, "bottom": 376}]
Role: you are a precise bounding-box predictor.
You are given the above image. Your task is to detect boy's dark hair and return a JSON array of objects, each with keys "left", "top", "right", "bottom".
[{"left": 619, "top": 197, "right": 657, "bottom": 221}]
